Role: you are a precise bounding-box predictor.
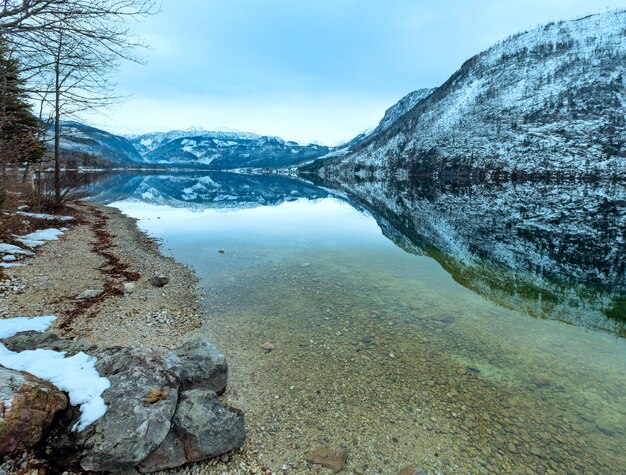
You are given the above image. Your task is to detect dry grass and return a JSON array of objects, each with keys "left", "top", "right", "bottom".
[{"left": 144, "top": 388, "right": 168, "bottom": 404}]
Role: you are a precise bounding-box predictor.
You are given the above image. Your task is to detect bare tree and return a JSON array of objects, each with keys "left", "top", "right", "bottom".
[{"left": 2, "top": 0, "right": 158, "bottom": 206}]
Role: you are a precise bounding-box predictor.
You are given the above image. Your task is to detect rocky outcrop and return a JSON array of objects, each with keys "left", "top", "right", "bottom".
[
  {"left": 139, "top": 389, "right": 245, "bottom": 472},
  {"left": 0, "top": 332, "right": 245, "bottom": 473},
  {"left": 0, "top": 366, "right": 67, "bottom": 453}
]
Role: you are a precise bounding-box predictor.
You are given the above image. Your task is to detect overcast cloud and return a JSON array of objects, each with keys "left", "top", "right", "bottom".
[{"left": 84, "top": 0, "right": 626, "bottom": 144}]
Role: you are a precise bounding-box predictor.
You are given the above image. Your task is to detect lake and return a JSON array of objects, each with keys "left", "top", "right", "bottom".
[{"left": 92, "top": 172, "right": 625, "bottom": 474}]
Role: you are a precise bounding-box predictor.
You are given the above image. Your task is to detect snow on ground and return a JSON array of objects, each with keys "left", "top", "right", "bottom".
[
  {"left": 0, "top": 243, "right": 34, "bottom": 256},
  {"left": 15, "top": 228, "right": 65, "bottom": 248},
  {"left": 16, "top": 211, "right": 75, "bottom": 222},
  {"left": 0, "top": 316, "right": 110, "bottom": 431}
]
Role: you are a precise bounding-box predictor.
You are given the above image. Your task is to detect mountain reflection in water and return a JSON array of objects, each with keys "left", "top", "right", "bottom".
[{"left": 90, "top": 172, "right": 625, "bottom": 336}]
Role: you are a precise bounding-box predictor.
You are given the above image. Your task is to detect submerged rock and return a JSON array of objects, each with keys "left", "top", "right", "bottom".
[
  {"left": 0, "top": 365, "right": 67, "bottom": 453},
  {"left": 306, "top": 447, "right": 347, "bottom": 473},
  {"left": 260, "top": 342, "right": 274, "bottom": 352},
  {"left": 398, "top": 466, "right": 427, "bottom": 475},
  {"left": 532, "top": 373, "right": 550, "bottom": 388}
]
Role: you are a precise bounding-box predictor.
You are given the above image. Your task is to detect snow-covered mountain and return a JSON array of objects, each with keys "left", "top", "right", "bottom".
[
  {"left": 324, "top": 88, "right": 435, "bottom": 159},
  {"left": 309, "top": 10, "right": 626, "bottom": 177},
  {"left": 50, "top": 123, "right": 330, "bottom": 169},
  {"left": 138, "top": 133, "right": 330, "bottom": 169},
  {"left": 126, "top": 128, "right": 262, "bottom": 156},
  {"left": 52, "top": 121, "right": 144, "bottom": 165}
]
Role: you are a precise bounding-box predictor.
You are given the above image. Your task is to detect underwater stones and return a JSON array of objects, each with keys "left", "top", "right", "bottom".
[
  {"left": 532, "top": 373, "right": 550, "bottom": 388},
  {"left": 595, "top": 421, "right": 615, "bottom": 436},
  {"left": 306, "top": 447, "right": 347, "bottom": 473},
  {"left": 260, "top": 342, "right": 274, "bottom": 352},
  {"left": 398, "top": 466, "right": 427, "bottom": 475}
]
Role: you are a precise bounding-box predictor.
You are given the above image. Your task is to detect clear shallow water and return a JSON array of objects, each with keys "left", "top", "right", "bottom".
[{"left": 104, "top": 174, "right": 626, "bottom": 474}]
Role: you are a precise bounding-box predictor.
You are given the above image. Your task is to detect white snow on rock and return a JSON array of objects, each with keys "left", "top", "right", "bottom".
[
  {"left": 15, "top": 228, "right": 64, "bottom": 248},
  {"left": 2, "top": 255, "right": 17, "bottom": 262},
  {"left": 0, "top": 316, "right": 110, "bottom": 432},
  {"left": 16, "top": 211, "right": 75, "bottom": 222},
  {"left": 0, "top": 262, "right": 25, "bottom": 268}
]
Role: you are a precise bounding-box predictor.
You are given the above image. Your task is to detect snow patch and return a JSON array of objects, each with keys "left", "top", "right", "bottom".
[
  {"left": 0, "top": 243, "right": 34, "bottom": 256},
  {"left": 0, "top": 316, "right": 110, "bottom": 432},
  {"left": 17, "top": 212, "right": 74, "bottom": 222},
  {"left": 15, "top": 228, "right": 64, "bottom": 248}
]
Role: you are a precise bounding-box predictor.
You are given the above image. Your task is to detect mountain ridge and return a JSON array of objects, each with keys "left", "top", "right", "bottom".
[
  {"left": 306, "top": 9, "right": 626, "bottom": 178},
  {"left": 53, "top": 122, "right": 330, "bottom": 169}
]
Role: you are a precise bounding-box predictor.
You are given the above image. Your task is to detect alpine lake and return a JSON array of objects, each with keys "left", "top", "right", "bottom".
[{"left": 91, "top": 172, "right": 625, "bottom": 474}]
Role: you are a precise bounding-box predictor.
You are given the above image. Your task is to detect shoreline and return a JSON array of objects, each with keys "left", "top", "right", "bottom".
[
  {"left": 1, "top": 201, "right": 202, "bottom": 349},
  {"left": 0, "top": 201, "right": 269, "bottom": 475}
]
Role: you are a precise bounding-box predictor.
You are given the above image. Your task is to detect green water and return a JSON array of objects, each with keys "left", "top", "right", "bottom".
[{"left": 113, "top": 197, "right": 626, "bottom": 474}]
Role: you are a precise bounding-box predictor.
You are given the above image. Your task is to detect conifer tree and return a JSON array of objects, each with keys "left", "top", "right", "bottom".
[{"left": 0, "top": 39, "right": 44, "bottom": 176}]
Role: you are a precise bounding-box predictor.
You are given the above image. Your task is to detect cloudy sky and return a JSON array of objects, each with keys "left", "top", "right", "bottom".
[{"left": 86, "top": 0, "right": 626, "bottom": 144}]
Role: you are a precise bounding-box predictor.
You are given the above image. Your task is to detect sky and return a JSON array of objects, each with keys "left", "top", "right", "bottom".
[{"left": 85, "top": 0, "right": 626, "bottom": 145}]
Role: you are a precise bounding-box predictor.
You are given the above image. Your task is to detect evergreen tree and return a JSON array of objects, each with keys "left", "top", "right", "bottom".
[{"left": 0, "top": 39, "right": 44, "bottom": 173}]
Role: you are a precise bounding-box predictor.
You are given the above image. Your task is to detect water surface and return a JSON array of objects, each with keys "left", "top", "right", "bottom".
[{"left": 97, "top": 172, "right": 625, "bottom": 474}]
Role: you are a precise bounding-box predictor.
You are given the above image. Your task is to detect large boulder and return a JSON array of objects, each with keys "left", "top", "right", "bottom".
[
  {"left": 172, "top": 339, "right": 228, "bottom": 394},
  {"left": 0, "top": 365, "right": 67, "bottom": 453},
  {"left": 40, "top": 338, "right": 239, "bottom": 473},
  {"left": 1, "top": 331, "right": 242, "bottom": 473},
  {"left": 139, "top": 389, "right": 245, "bottom": 472},
  {"left": 48, "top": 346, "right": 180, "bottom": 473}
]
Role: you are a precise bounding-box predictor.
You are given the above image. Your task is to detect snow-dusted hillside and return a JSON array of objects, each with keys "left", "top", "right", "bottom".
[
  {"left": 316, "top": 176, "right": 625, "bottom": 335},
  {"left": 49, "top": 123, "right": 330, "bottom": 169},
  {"left": 314, "top": 10, "right": 626, "bottom": 177},
  {"left": 139, "top": 134, "right": 330, "bottom": 169},
  {"left": 52, "top": 121, "right": 143, "bottom": 164},
  {"left": 127, "top": 128, "right": 262, "bottom": 156},
  {"left": 322, "top": 88, "right": 435, "bottom": 160},
  {"left": 372, "top": 88, "right": 435, "bottom": 137}
]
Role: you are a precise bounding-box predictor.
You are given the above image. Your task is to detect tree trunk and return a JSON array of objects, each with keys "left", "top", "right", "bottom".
[{"left": 54, "top": 41, "right": 61, "bottom": 207}]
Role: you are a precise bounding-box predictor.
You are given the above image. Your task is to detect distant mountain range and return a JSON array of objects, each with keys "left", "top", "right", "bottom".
[
  {"left": 54, "top": 122, "right": 330, "bottom": 170},
  {"left": 56, "top": 9, "right": 625, "bottom": 176},
  {"left": 307, "top": 9, "right": 626, "bottom": 178}
]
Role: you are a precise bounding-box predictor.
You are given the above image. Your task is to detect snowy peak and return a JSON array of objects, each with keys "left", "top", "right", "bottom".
[
  {"left": 373, "top": 88, "right": 435, "bottom": 136},
  {"left": 127, "top": 128, "right": 263, "bottom": 156},
  {"left": 140, "top": 133, "right": 329, "bottom": 169},
  {"left": 313, "top": 9, "right": 626, "bottom": 177}
]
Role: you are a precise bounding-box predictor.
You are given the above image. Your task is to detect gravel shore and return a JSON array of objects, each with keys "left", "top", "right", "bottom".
[
  {"left": 0, "top": 202, "right": 202, "bottom": 348},
  {"left": 0, "top": 202, "right": 272, "bottom": 475}
]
